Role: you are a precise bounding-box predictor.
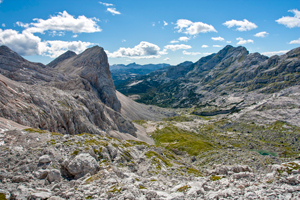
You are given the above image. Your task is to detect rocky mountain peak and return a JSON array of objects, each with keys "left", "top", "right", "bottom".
[
  {"left": 0, "top": 45, "right": 25, "bottom": 62},
  {"left": 47, "top": 50, "right": 77, "bottom": 68}
]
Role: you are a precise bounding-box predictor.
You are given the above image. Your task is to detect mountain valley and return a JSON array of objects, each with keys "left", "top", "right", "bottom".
[{"left": 0, "top": 45, "right": 300, "bottom": 199}]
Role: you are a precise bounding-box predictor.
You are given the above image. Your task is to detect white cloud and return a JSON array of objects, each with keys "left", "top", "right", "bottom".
[
  {"left": 164, "top": 57, "right": 170, "bottom": 61},
  {"left": 211, "top": 36, "right": 224, "bottom": 41},
  {"left": 17, "top": 11, "right": 101, "bottom": 34},
  {"left": 261, "top": 50, "right": 288, "bottom": 57},
  {"left": 223, "top": 19, "right": 257, "bottom": 31},
  {"left": 0, "top": 0, "right": 2, "bottom": 4},
  {"left": 226, "top": 41, "right": 231, "bottom": 43},
  {"left": 41, "top": 40, "right": 93, "bottom": 58},
  {"left": 99, "top": 2, "right": 114, "bottom": 6},
  {"left": 164, "top": 44, "right": 192, "bottom": 51},
  {"left": 289, "top": 38, "right": 300, "bottom": 44},
  {"left": 107, "top": 41, "right": 166, "bottom": 59},
  {"left": 0, "top": 28, "right": 92, "bottom": 58},
  {"left": 182, "top": 50, "right": 201, "bottom": 55},
  {"left": 213, "top": 45, "right": 222, "bottom": 47},
  {"left": 49, "top": 31, "right": 65, "bottom": 37},
  {"left": 152, "top": 22, "right": 155, "bottom": 26},
  {"left": 276, "top": 9, "right": 300, "bottom": 28},
  {"left": 1, "top": 23, "right": 5, "bottom": 27},
  {"left": 178, "top": 36, "right": 190, "bottom": 42},
  {"left": 107, "top": 7, "right": 121, "bottom": 15},
  {"left": 236, "top": 37, "right": 254, "bottom": 45},
  {"left": 163, "top": 21, "right": 168, "bottom": 26},
  {"left": 175, "top": 19, "right": 217, "bottom": 35},
  {"left": 202, "top": 45, "right": 208, "bottom": 48},
  {"left": 203, "top": 52, "right": 213, "bottom": 56},
  {"left": 170, "top": 40, "right": 179, "bottom": 43},
  {"left": 72, "top": 34, "right": 78, "bottom": 38},
  {"left": 0, "top": 29, "right": 42, "bottom": 56},
  {"left": 254, "top": 31, "right": 269, "bottom": 38},
  {"left": 122, "top": 39, "right": 126, "bottom": 42}
]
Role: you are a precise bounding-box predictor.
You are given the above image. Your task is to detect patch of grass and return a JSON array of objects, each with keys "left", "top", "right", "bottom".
[
  {"left": 85, "top": 196, "right": 92, "bottom": 199},
  {"left": 71, "top": 150, "right": 80, "bottom": 156},
  {"left": 186, "top": 167, "right": 203, "bottom": 177},
  {"left": 152, "top": 126, "right": 215, "bottom": 156},
  {"left": 51, "top": 132, "right": 63, "bottom": 136},
  {"left": 210, "top": 175, "right": 226, "bottom": 181},
  {"left": 177, "top": 185, "right": 191, "bottom": 193},
  {"left": 24, "top": 128, "right": 47, "bottom": 134},
  {"left": 139, "top": 185, "right": 147, "bottom": 189},
  {"left": 84, "top": 139, "right": 108, "bottom": 146},
  {"left": 163, "top": 115, "right": 193, "bottom": 122},
  {"left": 85, "top": 172, "right": 104, "bottom": 184},
  {"left": 145, "top": 151, "right": 173, "bottom": 167},
  {"left": 133, "top": 120, "right": 147, "bottom": 127},
  {"left": 108, "top": 185, "right": 122, "bottom": 193},
  {"left": 0, "top": 193, "right": 7, "bottom": 200}
]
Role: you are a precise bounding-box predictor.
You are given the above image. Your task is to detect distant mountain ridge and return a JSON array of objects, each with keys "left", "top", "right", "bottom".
[
  {"left": 110, "top": 62, "right": 171, "bottom": 85},
  {"left": 116, "top": 45, "right": 300, "bottom": 125}
]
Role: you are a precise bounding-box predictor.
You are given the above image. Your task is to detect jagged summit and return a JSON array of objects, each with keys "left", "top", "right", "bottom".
[
  {"left": 0, "top": 45, "right": 25, "bottom": 62},
  {"left": 47, "top": 50, "right": 77, "bottom": 68},
  {"left": 51, "top": 45, "right": 120, "bottom": 112}
]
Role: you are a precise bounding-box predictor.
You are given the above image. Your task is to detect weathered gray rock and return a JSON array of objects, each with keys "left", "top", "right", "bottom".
[
  {"left": 47, "top": 169, "right": 61, "bottom": 183},
  {"left": 63, "top": 153, "right": 100, "bottom": 179},
  {"left": 39, "top": 155, "right": 51, "bottom": 164}
]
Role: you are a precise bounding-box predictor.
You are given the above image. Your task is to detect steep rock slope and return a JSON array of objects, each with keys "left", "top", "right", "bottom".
[
  {"left": 0, "top": 45, "right": 139, "bottom": 139},
  {"left": 47, "top": 46, "right": 121, "bottom": 112}
]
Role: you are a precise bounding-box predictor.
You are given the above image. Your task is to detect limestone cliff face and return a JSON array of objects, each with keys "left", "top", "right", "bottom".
[
  {"left": 0, "top": 45, "right": 136, "bottom": 137},
  {"left": 48, "top": 46, "right": 121, "bottom": 112}
]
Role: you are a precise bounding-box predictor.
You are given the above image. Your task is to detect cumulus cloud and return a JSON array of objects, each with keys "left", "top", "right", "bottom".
[
  {"left": 202, "top": 45, "right": 208, "bottom": 48},
  {"left": 211, "top": 36, "right": 224, "bottom": 41},
  {"left": 236, "top": 37, "right": 254, "bottom": 45},
  {"left": 178, "top": 36, "right": 190, "bottom": 42},
  {"left": 254, "top": 31, "right": 269, "bottom": 37},
  {"left": 164, "top": 57, "right": 170, "bottom": 61},
  {"left": 182, "top": 50, "right": 201, "bottom": 55},
  {"left": 213, "top": 45, "right": 222, "bottom": 47},
  {"left": 170, "top": 40, "right": 179, "bottom": 43},
  {"left": 99, "top": 2, "right": 114, "bottom": 6},
  {"left": 0, "top": 0, "right": 2, "bottom": 4},
  {"left": 289, "top": 38, "right": 300, "bottom": 44},
  {"left": 164, "top": 44, "right": 192, "bottom": 51},
  {"left": 261, "top": 50, "right": 288, "bottom": 57},
  {"left": 107, "top": 7, "right": 121, "bottom": 15},
  {"left": 41, "top": 40, "right": 93, "bottom": 58},
  {"left": 226, "top": 41, "right": 232, "bottom": 43},
  {"left": 107, "top": 41, "right": 166, "bottom": 59},
  {"left": 17, "top": 11, "right": 101, "bottom": 34},
  {"left": 276, "top": 9, "right": 300, "bottom": 28},
  {"left": 163, "top": 21, "right": 168, "bottom": 26},
  {"left": 223, "top": 19, "right": 257, "bottom": 31},
  {"left": 0, "top": 29, "right": 42, "bottom": 56},
  {"left": 175, "top": 19, "right": 217, "bottom": 35},
  {"left": 2, "top": 23, "right": 5, "bottom": 27},
  {"left": 122, "top": 39, "right": 126, "bottom": 42},
  {"left": 0, "top": 28, "right": 92, "bottom": 58}
]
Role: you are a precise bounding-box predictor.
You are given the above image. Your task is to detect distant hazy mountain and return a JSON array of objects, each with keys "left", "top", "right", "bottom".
[{"left": 110, "top": 62, "right": 170, "bottom": 85}]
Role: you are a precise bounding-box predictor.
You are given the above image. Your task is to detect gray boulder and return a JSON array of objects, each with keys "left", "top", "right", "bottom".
[
  {"left": 47, "top": 169, "right": 61, "bottom": 183},
  {"left": 39, "top": 155, "right": 51, "bottom": 164},
  {"left": 63, "top": 153, "right": 100, "bottom": 179}
]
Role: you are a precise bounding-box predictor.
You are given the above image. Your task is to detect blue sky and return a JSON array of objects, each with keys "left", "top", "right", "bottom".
[{"left": 0, "top": 0, "right": 299, "bottom": 66}]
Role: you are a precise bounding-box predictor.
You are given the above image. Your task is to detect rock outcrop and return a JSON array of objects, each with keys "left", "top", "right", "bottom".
[{"left": 0, "top": 45, "right": 139, "bottom": 138}]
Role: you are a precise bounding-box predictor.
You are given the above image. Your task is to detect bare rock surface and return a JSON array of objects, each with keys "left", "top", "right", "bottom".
[{"left": 0, "top": 129, "right": 299, "bottom": 199}]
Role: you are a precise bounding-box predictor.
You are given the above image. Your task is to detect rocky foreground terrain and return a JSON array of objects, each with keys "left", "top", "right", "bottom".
[
  {"left": 0, "top": 45, "right": 300, "bottom": 199},
  {"left": 0, "top": 127, "right": 300, "bottom": 200}
]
